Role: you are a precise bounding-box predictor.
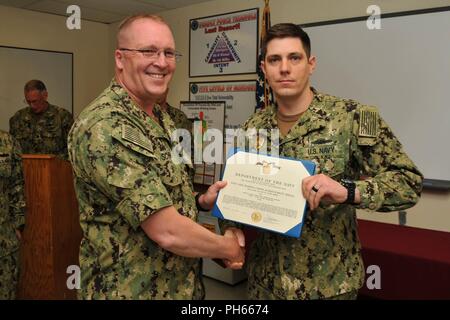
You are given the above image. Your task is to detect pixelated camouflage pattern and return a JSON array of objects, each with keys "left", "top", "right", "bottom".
[
  {"left": 164, "top": 104, "right": 195, "bottom": 181},
  {"left": 165, "top": 103, "right": 193, "bottom": 133},
  {"left": 0, "top": 253, "right": 19, "bottom": 299},
  {"left": 9, "top": 104, "right": 73, "bottom": 159},
  {"left": 0, "top": 131, "right": 25, "bottom": 299},
  {"left": 68, "top": 79, "right": 202, "bottom": 300},
  {"left": 238, "top": 88, "right": 423, "bottom": 299}
]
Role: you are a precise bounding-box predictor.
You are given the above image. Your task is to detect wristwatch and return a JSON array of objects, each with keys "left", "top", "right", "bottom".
[
  {"left": 340, "top": 179, "right": 356, "bottom": 204},
  {"left": 195, "top": 193, "right": 210, "bottom": 212}
]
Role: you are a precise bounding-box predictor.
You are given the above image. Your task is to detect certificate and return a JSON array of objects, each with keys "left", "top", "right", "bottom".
[{"left": 212, "top": 150, "right": 316, "bottom": 238}]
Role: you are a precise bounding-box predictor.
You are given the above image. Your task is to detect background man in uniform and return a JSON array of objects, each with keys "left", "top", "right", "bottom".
[
  {"left": 68, "top": 14, "right": 244, "bottom": 300},
  {"left": 0, "top": 130, "right": 26, "bottom": 300},
  {"left": 224, "top": 23, "right": 423, "bottom": 300},
  {"left": 9, "top": 79, "right": 73, "bottom": 159}
]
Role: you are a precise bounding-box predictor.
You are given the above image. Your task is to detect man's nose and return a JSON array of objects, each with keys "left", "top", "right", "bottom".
[
  {"left": 154, "top": 52, "right": 169, "bottom": 67},
  {"left": 280, "top": 58, "right": 290, "bottom": 73}
]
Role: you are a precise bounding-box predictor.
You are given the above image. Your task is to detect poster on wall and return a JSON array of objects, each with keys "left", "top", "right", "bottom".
[
  {"left": 189, "top": 80, "right": 257, "bottom": 145},
  {"left": 180, "top": 101, "right": 226, "bottom": 185},
  {"left": 189, "top": 8, "right": 259, "bottom": 77}
]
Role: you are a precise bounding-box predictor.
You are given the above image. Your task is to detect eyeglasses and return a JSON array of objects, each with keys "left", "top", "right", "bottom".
[{"left": 119, "top": 47, "right": 182, "bottom": 62}]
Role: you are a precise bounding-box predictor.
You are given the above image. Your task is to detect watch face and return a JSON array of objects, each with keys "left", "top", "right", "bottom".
[{"left": 341, "top": 179, "right": 353, "bottom": 187}]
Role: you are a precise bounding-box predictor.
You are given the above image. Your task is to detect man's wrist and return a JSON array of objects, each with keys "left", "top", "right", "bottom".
[
  {"left": 195, "top": 193, "right": 210, "bottom": 211},
  {"left": 340, "top": 179, "right": 356, "bottom": 204}
]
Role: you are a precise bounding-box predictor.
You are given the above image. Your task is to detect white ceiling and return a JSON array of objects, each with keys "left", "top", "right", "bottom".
[{"left": 0, "top": 0, "right": 214, "bottom": 24}]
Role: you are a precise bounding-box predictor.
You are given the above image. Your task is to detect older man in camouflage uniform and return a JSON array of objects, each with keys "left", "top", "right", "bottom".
[
  {"left": 224, "top": 23, "right": 423, "bottom": 300},
  {"left": 0, "top": 130, "right": 26, "bottom": 299},
  {"left": 9, "top": 80, "right": 73, "bottom": 159},
  {"left": 68, "top": 14, "right": 244, "bottom": 300}
]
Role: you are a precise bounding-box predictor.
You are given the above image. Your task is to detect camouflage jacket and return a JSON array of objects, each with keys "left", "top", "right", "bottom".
[
  {"left": 237, "top": 88, "right": 423, "bottom": 299},
  {"left": 165, "top": 104, "right": 192, "bottom": 133},
  {"left": 9, "top": 104, "right": 73, "bottom": 159},
  {"left": 0, "top": 131, "right": 26, "bottom": 258},
  {"left": 68, "top": 80, "right": 202, "bottom": 300}
]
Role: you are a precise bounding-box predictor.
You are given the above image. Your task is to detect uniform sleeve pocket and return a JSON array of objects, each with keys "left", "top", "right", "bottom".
[{"left": 115, "top": 182, "right": 173, "bottom": 229}]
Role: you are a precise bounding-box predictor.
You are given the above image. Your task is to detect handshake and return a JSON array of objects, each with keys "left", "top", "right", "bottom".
[
  {"left": 198, "top": 181, "right": 246, "bottom": 270},
  {"left": 218, "top": 227, "right": 246, "bottom": 270}
]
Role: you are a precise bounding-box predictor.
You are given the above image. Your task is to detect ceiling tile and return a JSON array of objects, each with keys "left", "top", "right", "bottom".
[
  {"left": 55, "top": 0, "right": 164, "bottom": 15},
  {"left": 0, "top": 0, "right": 218, "bottom": 24},
  {"left": 26, "top": 0, "right": 125, "bottom": 23},
  {"left": 136, "top": 0, "right": 214, "bottom": 10},
  {"left": 25, "top": 0, "right": 71, "bottom": 15},
  {"left": 0, "top": 0, "right": 40, "bottom": 8}
]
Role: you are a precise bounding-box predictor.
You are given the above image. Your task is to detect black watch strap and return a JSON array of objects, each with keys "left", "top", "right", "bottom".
[
  {"left": 340, "top": 179, "right": 356, "bottom": 204},
  {"left": 195, "top": 193, "right": 210, "bottom": 211}
]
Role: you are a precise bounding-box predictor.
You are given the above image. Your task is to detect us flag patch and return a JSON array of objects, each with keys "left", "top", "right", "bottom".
[
  {"left": 359, "top": 110, "right": 378, "bottom": 137},
  {"left": 122, "top": 124, "right": 153, "bottom": 152}
]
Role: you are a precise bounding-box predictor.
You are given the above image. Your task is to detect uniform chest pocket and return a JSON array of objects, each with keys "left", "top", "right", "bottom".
[
  {"left": 284, "top": 142, "right": 347, "bottom": 179},
  {"left": 150, "top": 138, "right": 184, "bottom": 187},
  {"left": 314, "top": 156, "right": 345, "bottom": 179},
  {"left": 0, "top": 156, "right": 12, "bottom": 178},
  {"left": 15, "top": 127, "right": 32, "bottom": 141},
  {"left": 156, "top": 156, "right": 183, "bottom": 187},
  {"left": 41, "top": 128, "right": 60, "bottom": 138}
]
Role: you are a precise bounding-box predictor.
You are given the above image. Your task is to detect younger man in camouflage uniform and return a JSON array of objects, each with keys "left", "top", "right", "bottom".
[
  {"left": 226, "top": 23, "right": 423, "bottom": 300},
  {"left": 68, "top": 15, "right": 244, "bottom": 300},
  {"left": 0, "top": 130, "right": 26, "bottom": 299},
  {"left": 9, "top": 80, "right": 73, "bottom": 159}
]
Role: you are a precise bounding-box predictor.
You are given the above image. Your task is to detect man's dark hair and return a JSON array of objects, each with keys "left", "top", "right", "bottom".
[
  {"left": 261, "top": 23, "right": 311, "bottom": 59},
  {"left": 24, "top": 79, "right": 47, "bottom": 92}
]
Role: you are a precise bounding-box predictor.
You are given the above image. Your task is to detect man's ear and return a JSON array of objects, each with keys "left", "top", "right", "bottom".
[
  {"left": 42, "top": 90, "right": 48, "bottom": 100},
  {"left": 261, "top": 60, "right": 266, "bottom": 77},
  {"left": 308, "top": 55, "right": 317, "bottom": 75},
  {"left": 115, "top": 50, "right": 124, "bottom": 70}
]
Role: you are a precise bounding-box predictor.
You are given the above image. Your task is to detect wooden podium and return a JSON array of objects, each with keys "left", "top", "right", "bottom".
[{"left": 17, "top": 155, "right": 82, "bottom": 299}]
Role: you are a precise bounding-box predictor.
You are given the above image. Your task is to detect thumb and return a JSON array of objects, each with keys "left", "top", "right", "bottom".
[
  {"left": 235, "top": 230, "right": 245, "bottom": 247},
  {"left": 228, "top": 228, "right": 245, "bottom": 247},
  {"left": 208, "top": 180, "right": 227, "bottom": 194}
]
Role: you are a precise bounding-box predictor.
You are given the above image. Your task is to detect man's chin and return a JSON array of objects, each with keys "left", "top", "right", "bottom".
[
  {"left": 274, "top": 88, "right": 299, "bottom": 97},
  {"left": 145, "top": 85, "right": 168, "bottom": 97}
]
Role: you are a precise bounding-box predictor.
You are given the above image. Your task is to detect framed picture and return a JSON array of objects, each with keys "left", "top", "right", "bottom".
[
  {"left": 189, "top": 8, "right": 259, "bottom": 77},
  {"left": 189, "top": 80, "right": 257, "bottom": 144},
  {"left": 180, "top": 101, "right": 226, "bottom": 185}
]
